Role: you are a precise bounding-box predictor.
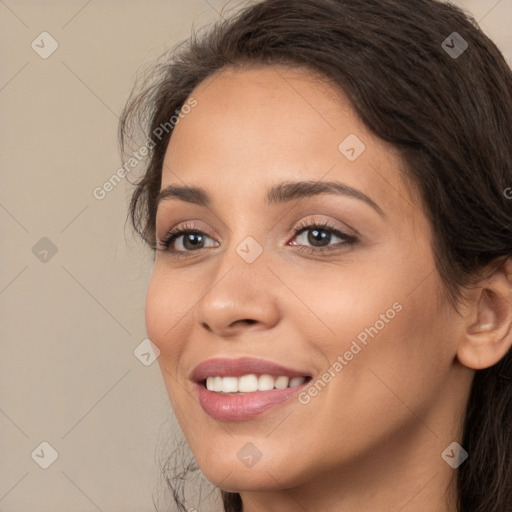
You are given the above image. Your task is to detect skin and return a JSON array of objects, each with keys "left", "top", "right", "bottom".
[{"left": 145, "top": 65, "right": 512, "bottom": 512}]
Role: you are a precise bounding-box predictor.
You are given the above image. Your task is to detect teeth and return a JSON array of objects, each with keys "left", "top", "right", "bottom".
[
  {"left": 205, "top": 374, "right": 307, "bottom": 393},
  {"left": 213, "top": 376, "right": 223, "bottom": 392},
  {"left": 258, "top": 374, "right": 275, "bottom": 391},
  {"left": 222, "top": 376, "right": 238, "bottom": 393},
  {"left": 275, "top": 376, "right": 289, "bottom": 389},
  {"left": 289, "top": 377, "right": 306, "bottom": 387},
  {"left": 238, "top": 374, "right": 258, "bottom": 392}
]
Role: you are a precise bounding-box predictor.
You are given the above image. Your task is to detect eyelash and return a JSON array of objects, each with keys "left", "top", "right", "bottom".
[{"left": 156, "top": 220, "right": 357, "bottom": 257}]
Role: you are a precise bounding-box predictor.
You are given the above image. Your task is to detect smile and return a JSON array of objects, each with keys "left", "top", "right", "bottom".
[
  {"left": 204, "top": 374, "right": 308, "bottom": 393},
  {"left": 190, "top": 357, "right": 313, "bottom": 421}
]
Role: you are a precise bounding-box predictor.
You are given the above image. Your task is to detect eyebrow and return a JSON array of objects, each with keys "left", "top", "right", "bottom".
[{"left": 156, "top": 180, "right": 385, "bottom": 217}]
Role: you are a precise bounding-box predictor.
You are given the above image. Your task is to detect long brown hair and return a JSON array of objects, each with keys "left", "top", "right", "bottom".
[{"left": 119, "top": 1, "right": 512, "bottom": 510}]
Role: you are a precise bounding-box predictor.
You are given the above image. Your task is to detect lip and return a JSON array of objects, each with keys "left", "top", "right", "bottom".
[
  {"left": 190, "top": 357, "right": 312, "bottom": 383},
  {"left": 190, "top": 357, "right": 313, "bottom": 422}
]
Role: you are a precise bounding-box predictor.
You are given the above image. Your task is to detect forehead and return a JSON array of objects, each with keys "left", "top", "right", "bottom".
[
  {"left": 162, "top": 65, "right": 419, "bottom": 218},
  {"left": 167, "top": 65, "right": 358, "bottom": 163}
]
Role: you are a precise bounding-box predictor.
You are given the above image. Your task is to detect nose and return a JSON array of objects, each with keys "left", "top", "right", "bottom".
[{"left": 194, "top": 250, "right": 281, "bottom": 338}]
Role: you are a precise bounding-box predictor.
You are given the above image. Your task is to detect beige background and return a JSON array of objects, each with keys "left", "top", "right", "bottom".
[{"left": 1, "top": 1, "right": 511, "bottom": 511}]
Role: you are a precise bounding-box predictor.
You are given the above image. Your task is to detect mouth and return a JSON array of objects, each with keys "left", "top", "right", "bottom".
[
  {"left": 201, "top": 374, "right": 312, "bottom": 394},
  {"left": 190, "top": 357, "right": 313, "bottom": 421}
]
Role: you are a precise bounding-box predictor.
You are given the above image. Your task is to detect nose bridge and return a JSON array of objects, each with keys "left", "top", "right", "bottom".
[
  {"left": 214, "top": 216, "right": 269, "bottom": 284},
  {"left": 208, "top": 231, "right": 269, "bottom": 304},
  {"left": 194, "top": 231, "right": 280, "bottom": 334}
]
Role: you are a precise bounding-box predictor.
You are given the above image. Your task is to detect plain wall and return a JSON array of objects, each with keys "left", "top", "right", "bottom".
[{"left": 1, "top": 1, "right": 511, "bottom": 511}]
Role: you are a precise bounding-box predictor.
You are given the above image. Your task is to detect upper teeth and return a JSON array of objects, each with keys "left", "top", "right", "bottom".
[{"left": 205, "top": 374, "right": 306, "bottom": 393}]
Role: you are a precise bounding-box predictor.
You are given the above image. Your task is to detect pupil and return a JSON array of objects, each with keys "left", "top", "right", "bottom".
[
  {"left": 184, "top": 233, "right": 203, "bottom": 250},
  {"left": 308, "top": 229, "right": 330, "bottom": 246}
]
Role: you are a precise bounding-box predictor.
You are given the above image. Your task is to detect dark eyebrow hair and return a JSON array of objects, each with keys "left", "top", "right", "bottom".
[{"left": 156, "top": 180, "right": 385, "bottom": 217}]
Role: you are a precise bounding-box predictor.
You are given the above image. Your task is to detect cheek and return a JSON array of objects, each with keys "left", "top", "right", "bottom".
[
  {"left": 297, "top": 260, "right": 452, "bottom": 425},
  {"left": 318, "top": 278, "right": 454, "bottom": 440},
  {"left": 145, "top": 271, "right": 195, "bottom": 422},
  {"left": 281, "top": 260, "right": 404, "bottom": 354},
  {"left": 144, "top": 274, "right": 166, "bottom": 348},
  {"left": 144, "top": 269, "right": 189, "bottom": 364}
]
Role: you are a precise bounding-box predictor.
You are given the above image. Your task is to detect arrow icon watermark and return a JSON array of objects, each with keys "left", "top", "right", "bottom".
[
  {"left": 31, "top": 441, "right": 59, "bottom": 469},
  {"left": 134, "top": 339, "right": 160, "bottom": 366},
  {"left": 338, "top": 134, "right": 366, "bottom": 161}
]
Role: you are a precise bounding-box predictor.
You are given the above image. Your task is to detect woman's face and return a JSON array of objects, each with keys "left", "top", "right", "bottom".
[{"left": 146, "top": 66, "right": 471, "bottom": 494}]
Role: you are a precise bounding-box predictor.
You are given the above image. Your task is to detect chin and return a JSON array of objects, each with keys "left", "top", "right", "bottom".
[
  {"left": 203, "top": 467, "right": 290, "bottom": 493},
  {"left": 194, "top": 445, "right": 310, "bottom": 493}
]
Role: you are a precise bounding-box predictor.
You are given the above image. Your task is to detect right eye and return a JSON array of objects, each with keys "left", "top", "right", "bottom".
[{"left": 157, "top": 222, "right": 219, "bottom": 255}]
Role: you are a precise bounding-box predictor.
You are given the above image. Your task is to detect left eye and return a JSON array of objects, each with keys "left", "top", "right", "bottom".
[{"left": 290, "top": 223, "right": 357, "bottom": 250}]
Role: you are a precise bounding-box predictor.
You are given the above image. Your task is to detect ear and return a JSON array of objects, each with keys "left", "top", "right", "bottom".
[{"left": 457, "top": 257, "right": 512, "bottom": 370}]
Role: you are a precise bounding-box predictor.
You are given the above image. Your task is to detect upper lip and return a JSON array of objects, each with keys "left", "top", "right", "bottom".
[{"left": 190, "top": 357, "right": 312, "bottom": 383}]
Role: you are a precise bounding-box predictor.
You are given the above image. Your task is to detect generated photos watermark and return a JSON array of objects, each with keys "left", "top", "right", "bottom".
[
  {"left": 93, "top": 97, "right": 197, "bottom": 200},
  {"left": 298, "top": 301, "right": 403, "bottom": 405}
]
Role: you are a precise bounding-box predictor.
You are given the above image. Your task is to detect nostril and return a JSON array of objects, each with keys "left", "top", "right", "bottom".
[{"left": 230, "top": 319, "right": 257, "bottom": 327}]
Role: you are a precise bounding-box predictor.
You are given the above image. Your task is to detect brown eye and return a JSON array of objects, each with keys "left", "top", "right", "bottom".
[
  {"left": 158, "top": 221, "right": 219, "bottom": 254},
  {"left": 290, "top": 222, "right": 357, "bottom": 252}
]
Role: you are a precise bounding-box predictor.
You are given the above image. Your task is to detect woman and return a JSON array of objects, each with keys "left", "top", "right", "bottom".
[{"left": 119, "top": 0, "right": 512, "bottom": 510}]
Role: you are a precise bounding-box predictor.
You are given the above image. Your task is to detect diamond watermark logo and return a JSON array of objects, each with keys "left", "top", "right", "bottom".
[
  {"left": 442, "top": 32, "right": 468, "bottom": 59},
  {"left": 236, "top": 236, "right": 263, "bottom": 263},
  {"left": 237, "top": 442, "right": 262, "bottom": 468},
  {"left": 134, "top": 338, "right": 161, "bottom": 366},
  {"left": 338, "top": 134, "right": 366, "bottom": 161},
  {"left": 32, "top": 237, "right": 58, "bottom": 263},
  {"left": 31, "top": 441, "right": 59, "bottom": 469},
  {"left": 442, "top": 442, "right": 468, "bottom": 468},
  {"left": 31, "top": 32, "right": 59, "bottom": 59}
]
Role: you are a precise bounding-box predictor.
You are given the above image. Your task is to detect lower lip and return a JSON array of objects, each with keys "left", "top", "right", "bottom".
[{"left": 195, "top": 381, "right": 309, "bottom": 421}]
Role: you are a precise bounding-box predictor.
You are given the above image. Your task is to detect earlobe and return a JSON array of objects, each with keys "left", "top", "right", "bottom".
[{"left": 456, "top": 258, "right": 512, "bottom": 371}]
